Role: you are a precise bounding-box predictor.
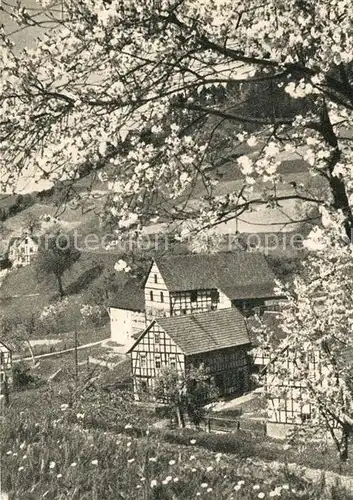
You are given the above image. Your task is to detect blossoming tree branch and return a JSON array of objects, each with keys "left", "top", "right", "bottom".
[
  {"left": 2, "top": 0, "right": 353, "bottom": 460},
  {"left": 0, "top": 0, "right": 352, "bottom": 234}
]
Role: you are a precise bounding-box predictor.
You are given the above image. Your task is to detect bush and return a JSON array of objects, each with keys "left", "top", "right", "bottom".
[{"left": 12, "top": 362, "right": 40, "bottom": 391}]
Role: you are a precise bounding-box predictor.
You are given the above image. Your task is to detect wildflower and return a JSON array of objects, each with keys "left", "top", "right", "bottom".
[
  {"left": 162, "top": 476, "right": 172, "bottom": 485},
  {"left": 19, "top": 442, "right": 26, "bottom": 449},
  {"left": 127, "top": 458, "right": 135, "bottom": 464},
  {"left": 189, "top": 455, "right": 196, "bottom": 461},
  {"left": 207, "top": 488, "right": 213, "bottom": 492},
  {"left": 206, "top": 466, "right": 213, "bottom": 472},
  {"left": 234, "top": 484, "right": 242, "bottom": 491},
  {"left": 127, "top": 442, "right": 132, "bottom": 448},
  {"left": 253, "top": 485, "right": 260, "bottom": 490},
  {"left": 258, "top": 493, "right": 265, "bottom": 499},
  {"left": 60, "top": 404, "right": 69, "bottom": 411},
  {"left": 192, "top": 468, "right": 197, "bottom": 472},
  {"left": 70, "top": 462, "right": 77, "bottom": 467},
  {"left": 91, "top": 460, "right": 98, "bottom": 465},
  {"left": 169, "top": 459, "right": 176, "bottom": 465},
  {"left": 196, "top": 493, "right": 201, "bottom": 497},
  {"left": 238, "top": 481, "right": 245, "bottom": 486},
  {"left": 190, "top": 439, "right": 196, "bottom": 445},
  {"left": 124, "top": 423, "right": 132, "bottom": 429},
  {"left": 146, "top": 429, "right": 150, "bottom": 436},
  {"left": 174, "top": 478, "right": 179, "bottom": 483},
  {"left": 6, "top": 451, "right": 12, "bottom": 455},
  {"left": 22, "top": 455, "right": 27, "bottom": 460},
  {"left": 150, "top": 479, "right": 157, "bottom": 488},
  {"left": 201, "top": 483, "right": 208, "bottom": 488},
  {"left": 57, "top": 474, "right": 62, "bottom": 478},
  {"left": 18, "top": 466, "right": 24, "bottom": 472},
  {"left": 149, "top": 457, "right": 157, "bottom": 462},
  {"left": 49, "top": 462, "right": 56, "bottom": 469},
  {"left": 282, "top": 485, "right": 289, "bottom": 490},
  {"left": 76, "top": 413, "right": 85, "bottom": 419}
]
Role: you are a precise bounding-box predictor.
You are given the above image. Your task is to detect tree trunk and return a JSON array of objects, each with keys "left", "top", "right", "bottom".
[
  {"left": 3, "top": 373, "right": 10, "bottom": 406},
  {"left": 176, "top": 406, "right": 185, "bottom": 428},
  {"left": 339, "top": 425, "right": 350, "bottom": 463},
  {"left": 56, "top": 274, "right": 65, "bottom": 298}
]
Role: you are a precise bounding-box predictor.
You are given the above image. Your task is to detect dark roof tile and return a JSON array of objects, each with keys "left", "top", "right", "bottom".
[
  {"left": 154, "top": 252, "right": 276, "bottom": 299},
  {"left": 156, "top": 308, "right": 250, "bottom": 355},
  {"left": 110, "top": 278, "right": 145, "bottom": 312}
]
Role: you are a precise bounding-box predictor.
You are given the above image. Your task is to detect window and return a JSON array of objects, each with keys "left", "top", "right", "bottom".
[
  {"left": 190, "top": 291, "right": 197, "bottom": 302},
  {"left": 154, "top": 274, "right": 158, "bottom": 283},
  {"left": 150, "top": 291, "right": 154, "bottom": 301},
  {"left": 155, "top": 357, "right": 161, "bottom": 369},
  {"left": 160, "top": 291, "right": 164, "bottom": 303},
  {"left": 154, "top": 332, "right": 160, "bottom": 344},
  {"left": 140, "top": 354, "right": 146, "bottom": 367},
  {"left": 24, "top": 238, "right": 28, "bottom": 244},
  {"left": 140, "top": 380, "right": 148, "bottom": 393},
  {"left": 170, "top": 356, "right": 176, "bottom": 369}
]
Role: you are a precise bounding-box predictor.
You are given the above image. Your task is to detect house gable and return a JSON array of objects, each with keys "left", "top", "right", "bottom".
[
  {"left": 128, "top": 320, "right": 185, "bottom": 398},
  {"left": 144, "top": 260, "right": 170, "bottom": 319}
]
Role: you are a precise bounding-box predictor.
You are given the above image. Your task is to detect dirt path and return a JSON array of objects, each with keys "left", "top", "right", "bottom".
[{"left": 16, "top": 338, "right": 110, "bottom": 362}]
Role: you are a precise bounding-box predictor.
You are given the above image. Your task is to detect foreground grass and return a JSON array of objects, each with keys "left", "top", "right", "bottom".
[
  {"left": 1, "top": 412, "right": 350, "bottom": 499},
  {"left": 2, "top": 387, "right": 353, "bottom": 499}
]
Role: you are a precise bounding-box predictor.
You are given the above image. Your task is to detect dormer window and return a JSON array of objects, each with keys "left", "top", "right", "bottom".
[{"left": 154, "top": 274, "right": 158, "bottom": 283}]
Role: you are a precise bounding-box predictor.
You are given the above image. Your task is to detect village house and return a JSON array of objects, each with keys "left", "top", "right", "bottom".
[
  {"left": 110, "top": 251, "right": 281, "bottom": 349},
  {"left": 127, "top": 308, "right": 251, "bottom": 401},
  {"left": 144, "top": 252, "right": 281, "bottom": 322},
  {"left": 0, "top": 340, "right": 13, "bottom": 389},
  {"left": 7, "top": 233, "right": 39, "bottom": 268},
  {"left": 110, "top": 279, "right": 146, "bottom": 348},
  {"left": 249, "top": 314, "right": 317, "bottom": 439}
]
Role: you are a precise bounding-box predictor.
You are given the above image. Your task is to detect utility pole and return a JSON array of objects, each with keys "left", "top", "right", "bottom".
[{"left": 74, "top": 329, "right": 78, "bottom": 390}]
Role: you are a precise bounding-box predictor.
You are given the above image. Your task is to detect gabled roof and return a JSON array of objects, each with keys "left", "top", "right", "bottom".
[
  {"left": 153, "top": 252, "right": 277, "bottom": 299},
  {"left": 0, "top": 339, "right": 13, "bottom": 352},
  {"left": 128, "top": 308, "right": 250, "bottom": 356},
  {"left": 8, "top": 234, "right": 39, "bottom": 248},
  {"left": 110, "top": 278, "right": 145, "bottom": 312}
]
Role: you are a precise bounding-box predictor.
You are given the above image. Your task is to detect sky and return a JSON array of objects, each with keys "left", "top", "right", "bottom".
[{"left": 1, "top": 1, "right": 62, "bottom": 193}]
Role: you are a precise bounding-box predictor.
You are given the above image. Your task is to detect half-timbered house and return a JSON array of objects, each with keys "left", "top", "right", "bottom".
[
  {"left": 248, "top": 314, "right": 322, "bottom": 439},
  {"left": 128, "top": 308, "right": 251, "bottom": 401},
  {"left": 0, "top": 340, "right": 13, "bottom": 389},
  {"left": 8, "top": 233, "right": 39, "bottom": 268},
  {"left": 144, "top": 252, "right": 281, "bottom": 321}
]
